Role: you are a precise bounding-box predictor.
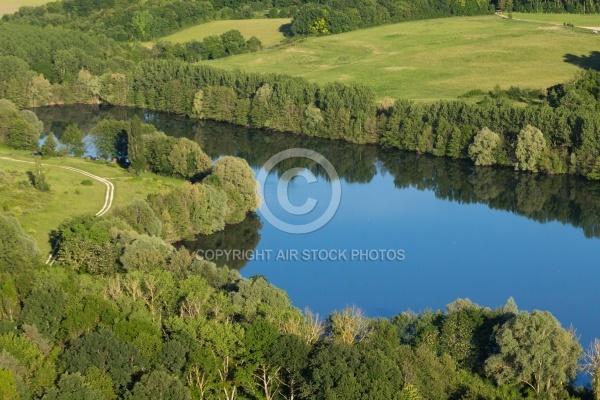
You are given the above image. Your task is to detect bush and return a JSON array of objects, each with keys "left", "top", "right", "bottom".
[
  {"left": 29, "top": 160, "right": 50, "bottom": 192},
  {"left": 113, "top": 199, "right": 162, "bottom": 237},
  {"left": 120, "top": 235, "right": 175, "bottom": 272},
  {"left": 168, "top": 138, "right": 212, "bottom": 180}
]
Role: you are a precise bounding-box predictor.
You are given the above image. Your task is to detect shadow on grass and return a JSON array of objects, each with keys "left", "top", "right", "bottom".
[
  {"left": 279, "top": 23, "right": 293, "bottom": 37},
  {"left": 564, "top": 51, "right": 600, "bottom": 70}
]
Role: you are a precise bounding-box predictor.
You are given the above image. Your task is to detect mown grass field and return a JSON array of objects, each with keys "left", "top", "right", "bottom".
[
  {"left": 0, "top": 0, "right": 51, "bottom": 16},
  {"left": 511, "top": 12, "right": 600, "bottom": 27},
  {"left": 151, "top": 18, "right": 291, "bottom": 48},
  {"left": 207, "top": 15, "right": 600, "bottom": 100},
  {"left": 0, "top": 148, "right": 183, "bottom": 254}
]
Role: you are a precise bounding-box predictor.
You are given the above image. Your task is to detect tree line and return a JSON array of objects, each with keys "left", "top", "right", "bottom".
[
  {"left": 0, "top": 211, "right": 596, "bottom": 399},
  {"left": 290, "top": 0, "right": 493, "bottom": 36},
  {"left": 111, "top": 60, "right": 600, "bottom": 180},
  {"left": 2, "top": 0, "right": 296, "bottom": 42},
  {"left": 153, "top": 30, "right": 263, "bottom": 62}
]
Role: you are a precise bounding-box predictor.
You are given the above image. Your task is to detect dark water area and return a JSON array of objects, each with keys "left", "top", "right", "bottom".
[{"left": 34, "top": 104, "right": 600, "bottom": 362}]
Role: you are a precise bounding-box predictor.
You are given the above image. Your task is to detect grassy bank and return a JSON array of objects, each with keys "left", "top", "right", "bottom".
[{"left": 0, "top": 148, "right": 183, "bottom": 254}]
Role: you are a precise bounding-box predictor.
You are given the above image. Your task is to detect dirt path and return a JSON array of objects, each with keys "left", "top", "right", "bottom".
[{"left": 0, "top": 157, "right": 115, "bottom": 263}]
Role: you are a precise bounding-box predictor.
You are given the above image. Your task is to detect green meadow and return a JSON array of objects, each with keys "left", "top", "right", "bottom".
[
  {"left": 0, "top": 148, "right": 183, "bottom": 253},
  {"left": 207, "top": 15, "right": 600, "bottom": 100},
  {"left": 151, "top": 18, "right": 291, "bottom": 48}
]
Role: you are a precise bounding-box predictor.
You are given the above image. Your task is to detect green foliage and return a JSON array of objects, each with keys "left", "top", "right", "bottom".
[
  {"left": 515, "top": 125, "right": 546, "bottom": 172},
  {"left": 91, "top": 119, "right": 129, "bottom": 161},
  {"left": 155, "top": 30, "right": 262, "bottom": 63},
  {"left": 168, "top": 138, "right": 212, "bottom": 180},
  {"left": 209, "top": 156, "right": 260, "bottom": 224},
  {"left": 469, "top": 127, "right": 500, "bottom": 166},
  {"left": 56, "top": 215, "right": 134, "bottom": 275},
  {"left": 291, "top": 0, "right": 491, "bottom": 37},
  {"left": 113, "top": 199, "right": 162, "bottom": 237},
  {"left": 43, "top": 373, "right": 105, "bottom": 400},
  {"left": 147, "top": 180, "right": 229, "bottom": 241},
  {"left": 29, "top": 160, "right": 50, "bottom": 192},
  {"left": 61, "top": 124, "right": 86, "bottom": 157},
  {"left": 40, "top": 133, "right": 58, "bottom": 157},
  {"left": 19, "top": 287, "right": 66, "bottom": 340},
  {"left": 485, "top": 310, "right": 582, "bottom": 399},
  {"left": 62, "top": 330, "right": 142, "bottom": 392},
  {"left": 0, "top": 99, "right": 41, "bottom": 150},
  {"left": 128, "top": 116, "right": 147, "bottom": 174},
  {"left": 130, "top": 371, "right": 191, "bottom": 400},
  {"left": 0, "top": 369, "right": 19, "bottom": 400},
  {"left": 0, "top": 216, "right": 38, "bottom": 274},
  {"left": 143, "top": 132, "right": 177, "bottom": 175},
  {"left": 120, "top": 235, "right": 175, "bottom": 272}
]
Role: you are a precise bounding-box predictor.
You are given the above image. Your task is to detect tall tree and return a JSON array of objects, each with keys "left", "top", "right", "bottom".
[
  {"left": 469, "top": 127, "right": 500, "bottom": 166},
  {"left": 127, "top": 116, "right": 147, "bottom": 173},
  {"left": 485, "top": 310, "right": 581, "bottom": 399},
  {"left": 61, "top": 124, "right": 86, "bottom": 157},
  {"left": 515, "top": 125, "right": 546, "bottom": 172},
  {"left": 40, "top": 133, "right": 58, "bottom": 156}
]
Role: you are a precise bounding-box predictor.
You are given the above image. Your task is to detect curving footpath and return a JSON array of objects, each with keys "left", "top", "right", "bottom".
[{"left": 0, "top": 157, "right": 115, "bottom": 264}]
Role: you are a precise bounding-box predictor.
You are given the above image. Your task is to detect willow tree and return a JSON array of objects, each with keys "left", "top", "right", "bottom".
[
  {"left": 208, "top": 156, "right": 260, "bottom": 224},
  {"left": 468, "top": 127, "right": 500, "bottom": 166},
  {"left": 515, "top": 125, "right": 546, "bottom": 172},
  {"left": 485, "top": 310, "right": 581, "bottom": 399}
]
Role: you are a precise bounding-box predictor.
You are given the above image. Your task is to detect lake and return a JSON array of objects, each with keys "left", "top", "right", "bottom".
[{"left": 34, "top": 104, "right": 600, "bottom": 354}]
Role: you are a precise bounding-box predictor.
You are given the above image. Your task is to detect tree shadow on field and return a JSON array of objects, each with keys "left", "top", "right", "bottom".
[
  {"left": 279, "top": 23, "right": 293, "bottom": 37},
  {"left": 563, "top": 51, "right": 600, "bottom": 70}
]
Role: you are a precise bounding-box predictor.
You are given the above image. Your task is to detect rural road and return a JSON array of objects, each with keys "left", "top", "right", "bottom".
[{"left": 0, "top": 156, "right": 115, "bottom": 264}]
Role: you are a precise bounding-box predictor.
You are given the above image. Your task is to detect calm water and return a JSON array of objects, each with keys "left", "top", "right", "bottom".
[{"left": 35, "top": 105, "right": 600, "bottom": 352}]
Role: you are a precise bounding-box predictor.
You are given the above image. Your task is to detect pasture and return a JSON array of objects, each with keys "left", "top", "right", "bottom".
[{"left": 206, "top": 15, "right": 600, "bottom": 100}]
